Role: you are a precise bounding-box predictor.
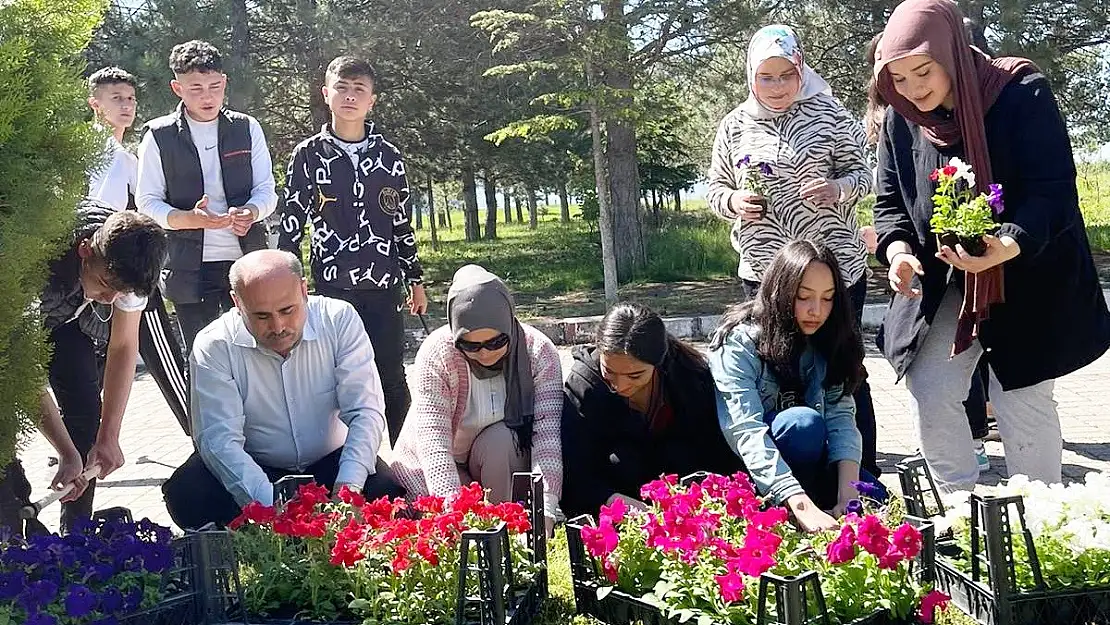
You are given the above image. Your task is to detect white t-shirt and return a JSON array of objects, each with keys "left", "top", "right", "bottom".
[
  {"left": 67, "top": 293, "right": 147, "bottom": 325},
  {"left": 88, "top": 135, "right": 138, "bottom": 211},
  {"left": 334, "top": 136, "right": 369, "bottom": 168},
  {"left": 452, "top": 371, "right": 508, "bottom": 463}
]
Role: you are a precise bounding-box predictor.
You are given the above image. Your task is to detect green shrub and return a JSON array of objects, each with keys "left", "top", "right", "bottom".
[{"left": 0, "top": 0, "right": 105, "bottom": 464}]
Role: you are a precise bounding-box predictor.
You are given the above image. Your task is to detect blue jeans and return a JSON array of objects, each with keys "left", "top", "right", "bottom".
[{"left": 765, "top": 406, "right": 887, "bottom": 510}]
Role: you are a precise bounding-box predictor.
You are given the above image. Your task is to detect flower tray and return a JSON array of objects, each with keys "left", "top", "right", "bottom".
[
  {"left": 220, "top": 472, "right": 547, "bottom": 625},
  {"left": 898, "top": 458, "right": 1110, "bottom": 625},
  {"left": 566, "top": 513, "right": 935, "bottom": 625}
]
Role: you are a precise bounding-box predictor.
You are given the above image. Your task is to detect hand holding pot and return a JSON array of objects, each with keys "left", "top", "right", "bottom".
[
  {"left": 729, "top": 191, "right": 767, "bottom": 221},
  {"left": 936, "top": 234, "right": 1021, "bottom": 273}
]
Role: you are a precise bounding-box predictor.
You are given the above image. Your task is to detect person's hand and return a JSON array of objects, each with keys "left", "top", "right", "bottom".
[
  {"left": 859, "top": 226, "right": 879, "bottom": 254},
  {"left": 407, "top": 284, "right": 428, "bottom": 315},
  {"left": 605, "top": 492, "right": 650, "bottom": 512},
  {"left": 829, "top": 485, "right": 860, "bottom": 519},
  {"left": 731, "top": 191, "right": 766, "bottom": 222},
  {"left": 52, "top": 450, "right": 89, "bottom": 503},
  {"left": 888, "top": 252, "right": 924, "bottom": 298},
  {"left": 936, "top": 235, "right": 1020, "bottom": 274},
  {"left": 799, "top": 178, "right": 842, "bottom": 208},
  {"left": 169, "top": 195, "right": 231, "bottom": 230},
  {"left": 86, "top": 436, "right": 124, "bottom": 479},
  {"left": 786, "top": 493, "right": 839, "bottom": 533},
  {"left": 229, "top": 205, "right": 257, "bottom": 237}
]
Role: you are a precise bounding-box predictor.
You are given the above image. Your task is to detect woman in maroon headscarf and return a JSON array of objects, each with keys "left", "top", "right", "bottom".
[{"left": 871, "top": 0, "right": 1110, "bottom": 493}]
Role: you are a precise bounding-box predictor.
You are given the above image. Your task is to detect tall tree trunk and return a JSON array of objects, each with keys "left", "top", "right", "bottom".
[
  {"left": 413, "top": 174, "right": 423, "bottom": 230},
  {"left": 461, "top": 165, "right": 481, "bottom": 242},
  {"left": 673, "top": 188, "right": 682, "bottom": 212},
  {"left": 599, "top": 1, "right": 645, "bottom": 279},
  {"left": 445, "top": 198, "right": 453, "bottom": 229},
  {"left": 426, "top": 176, "right": 439, "bottom": 251},
  {"left": 483, "top": 172, "right": 498, "bottom": 240},
  {"left": 295, "top": 0, "right": 329, "bottom": 127},
  {"left": 589, "top": 100, "right": 618, "bottom": 304},
  {"left": 227, "top": 0, "right": 255, "bottom": 110},
  {"left": 526, "top": 187, "right": 538, "bottom": 230},
  {"left": 557, "top": 179, "right": 571, "bottom": 223},
  {"left": 502, "top": 190, "right": 513, "bottom": 223},
  {"left": 514, "top": 197, "right": 523, "bottom": 223}
]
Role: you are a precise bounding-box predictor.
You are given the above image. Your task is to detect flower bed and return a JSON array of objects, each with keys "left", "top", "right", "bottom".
[
  {"left": 0, "top": 515, "right": 234, "bottom": 625},
  {"left": 566, "top": 472, "right": 946, "bottom": 625},
  {"left": 225, "top": 473, "right": 546, "bottom": 625},
  {"left": 899, "top": 459, "right": 1110, "bottom": 625}
]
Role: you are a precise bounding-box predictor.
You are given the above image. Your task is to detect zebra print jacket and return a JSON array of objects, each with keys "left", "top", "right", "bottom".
[{"left": 707, "top": 93, "right": 873, "bottom": 286}]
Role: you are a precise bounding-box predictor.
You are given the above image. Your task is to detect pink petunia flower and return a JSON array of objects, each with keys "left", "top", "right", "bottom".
[
  {"left": 714, "top": 569, "right": 746, "bottom": 603},
  {"left": 919, "top": 590, "right": 951, "bottom": 623},
  {"left": 892, "top": 523, "right": 923, "bottom": 560},
  {"left": 582, "top": 522, "right": 619, "bottom": 558}
]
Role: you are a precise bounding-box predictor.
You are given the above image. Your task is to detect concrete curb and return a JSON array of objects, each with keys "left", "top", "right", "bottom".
[{"left": 403, "top": 288, "right": 1110, "bottom": 347}]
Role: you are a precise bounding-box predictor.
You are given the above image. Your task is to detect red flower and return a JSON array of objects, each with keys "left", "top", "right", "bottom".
[
  {"left": 415, "top": 537, "right": 439, "bottom": 566},
  {"left": 229, "top": 501, "right": 276, "bottom": 530},
  {"left": 336, "top": 485, "right": 366, "bottom": 508},
  {"left": 413, "top": 494, "right": 446, "bottom": 514},
  {"left": 390, "top": 540, "right": 413, "bottom": 574},
  {"left": 434, "top": 511, "right": 466, "bottom": 536},
  {"left": 892, "top": 523, "right": 922, "bottom": 560},
  {"left": 602, "top": 558, "right": 618, "bottom": 583},
  {"left": 929, "top": 169, "right": 940, "bottom": 181},
  {"left": 856, "top": 515, "right": 891, "bottom": 556},
  {"left": 451, "top": 483, "right": 486, "bottom": 514},
  {"left": 581, "top": 523, "right": 619, "bottom": 558},
  {"left": 714, "top": 567, "right": 745, "bottom": 603},
  {"left": 919, "top": 590, "right": 950, "bottom": 623},
  {"left": 747, "top": 507, "right": 788, "bottom": 530},
  {"left": 297, "top": 482, "right": 331, "bottom": 505},
  {"left": 877, "top": 543, "right": 904, "bottom": 570},
  {"left": 732, "top": 528, "right": 780, "bottom": 577},
  {"left": 599, "top": 497, "right": 628, "bottom": 526},
  {"left": 826, "top": 536, "right": 857, "bottom": 564},
  {"left": 942, "top": 165, "right": 957, "bottom": 177},
  {"left": 329, "top": 519, "right": 367, "bottom": 567},
  {"left": 491, "top": 502, "right": 531, "bottom": 534}
]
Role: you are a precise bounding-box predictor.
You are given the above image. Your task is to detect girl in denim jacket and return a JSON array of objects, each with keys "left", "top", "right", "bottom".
[{"left": 708, "top": 240, "right": 886, "bottom": 533}]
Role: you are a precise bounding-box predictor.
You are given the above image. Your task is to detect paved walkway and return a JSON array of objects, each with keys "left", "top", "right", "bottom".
[{"left": 18, "top": 346, "right": 1110, "bottom": 533}]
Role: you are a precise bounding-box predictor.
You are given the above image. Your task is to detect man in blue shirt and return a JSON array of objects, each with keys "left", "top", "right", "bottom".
[{"left": 162, "top": 249, "right": 403, "bottom": 529}]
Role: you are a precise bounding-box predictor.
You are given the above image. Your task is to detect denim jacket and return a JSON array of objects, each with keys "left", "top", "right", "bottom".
[{"left": 707, "top": 323, "right": 862, "bottom": 504}]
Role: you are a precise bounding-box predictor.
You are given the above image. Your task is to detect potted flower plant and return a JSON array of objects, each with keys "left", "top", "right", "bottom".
[
  {"left": 736, "top": 155, "right": 774, "bottom": 217},
  {"left": 229, "top": 481, "right": 543, "bottom": 624},
  {"left": 0, "top": 516, "right": 177, "bottom": 625},
  {"left": 567, "top": 472, "right": 949, "bottom": 625},
  {"left": 928, "top": 157, "right": 1005, "bottom": 256}
]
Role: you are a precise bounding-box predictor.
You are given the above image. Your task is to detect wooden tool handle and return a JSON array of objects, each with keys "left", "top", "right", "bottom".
[{"left": 19, "top": 464, "right": 101, "bottom": 520}]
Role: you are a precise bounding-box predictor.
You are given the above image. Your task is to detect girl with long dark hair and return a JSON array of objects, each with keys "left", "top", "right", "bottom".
[
  {"left": 560, "top": 303, "right": 743, "bottom": 517},
  {"left": 709, "top": 240, "right": 885, "bottom": 533}
]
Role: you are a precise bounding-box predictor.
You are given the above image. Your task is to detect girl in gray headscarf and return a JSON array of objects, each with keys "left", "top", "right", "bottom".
[{"left": 390, "top": 265, "right": 564, "bottom": 535}]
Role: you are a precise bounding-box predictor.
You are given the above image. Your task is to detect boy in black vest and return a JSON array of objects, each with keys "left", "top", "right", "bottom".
[
  {"left": 137, "top": 40, "right": 278, "bottom": 352},
  {"left": 40, "top": 201, "right": 168, "bottom": 531},
  {"left": 278, "top": 56, "right": 426, "bottom": 445},
  {"left": 87, "top": 67, "right": 192, "bottom": 436}
]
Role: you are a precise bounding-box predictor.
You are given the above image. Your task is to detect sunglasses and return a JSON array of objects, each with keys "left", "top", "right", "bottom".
[{"left": 455, "top": 333, "right": 510, "bottom": 353}]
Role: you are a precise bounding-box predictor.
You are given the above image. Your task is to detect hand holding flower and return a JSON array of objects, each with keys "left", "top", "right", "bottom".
[{"left": 936, "top": 234, "right": 1021, "bottom": 273}]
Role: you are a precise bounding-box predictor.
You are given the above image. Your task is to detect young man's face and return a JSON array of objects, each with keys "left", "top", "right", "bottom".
[
  {"left": 77, "top": 240, "right": 125, "bottom": 305},
  {"left": 171, "top": 70, "right": 227, "bottom": 122},
  {"left": 322, "top": 74, "right": 377, "bottom": 123},
  {"left": 88, "top": 83, "right": 137, "bottom": 131}
]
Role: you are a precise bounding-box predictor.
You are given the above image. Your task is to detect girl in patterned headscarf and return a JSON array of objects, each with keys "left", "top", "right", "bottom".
[{"left": 707, "top": 24, "right": 880, "bottom": 479}]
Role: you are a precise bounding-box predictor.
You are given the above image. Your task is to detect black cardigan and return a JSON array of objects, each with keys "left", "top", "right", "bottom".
[
  {"left": 874, "top": 72, "right": 1110, "bottom": 390},
  {"left": 559, "top": 345, "right": 745, "bottom": 518}
]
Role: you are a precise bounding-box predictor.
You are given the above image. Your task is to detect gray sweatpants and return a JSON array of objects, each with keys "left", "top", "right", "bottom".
[
  {"left": 457, "top": 421, "right": 531, "bottom": 503},
  {"left": 903, "top": 287, "right": 1062, "bottom": 492}
]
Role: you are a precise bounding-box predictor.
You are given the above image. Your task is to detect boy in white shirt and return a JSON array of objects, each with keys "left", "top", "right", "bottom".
[{"left": 87, "top": 67, "right": 191, "bottom": 436}]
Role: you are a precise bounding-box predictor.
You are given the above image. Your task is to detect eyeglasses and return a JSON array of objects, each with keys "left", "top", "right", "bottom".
[
  {"left": 755, "top": 72, "right": 800, "bottom": 87},
  {"left": 456, "top": 333, "right": 510, "bottom": 353}
]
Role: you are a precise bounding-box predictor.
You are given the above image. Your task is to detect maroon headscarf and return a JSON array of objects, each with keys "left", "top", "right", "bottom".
[{"left": 874, "top": 0, "right": 1038, "bottom": 356}]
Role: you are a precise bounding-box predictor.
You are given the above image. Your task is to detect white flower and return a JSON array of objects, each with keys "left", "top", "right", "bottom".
[{"left": 948, "top": 157, "right": 976, "bottom": 188}]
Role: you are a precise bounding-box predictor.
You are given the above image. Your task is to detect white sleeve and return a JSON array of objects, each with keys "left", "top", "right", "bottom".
[
  {"left": 246, "top": 117, "right": 278, "bottom": 221},
  {"left": 136, "top": 132, "right": 178, "bottom": 228}
]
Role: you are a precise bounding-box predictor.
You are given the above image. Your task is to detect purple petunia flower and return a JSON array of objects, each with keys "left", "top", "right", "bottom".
[
  {"left": 17, "top": 579, "right": 59, "bottom": 612},
  {"left": 139, "top": 543, "right": 174, "bottom": 573},
  {"left": 851, "top": 480, "right": 884, "bottom": 499},
  {"left": 99, "top": 587, "right": 125, "bottom": 615},
  {"left": 64, "top": 584, "right": 98, "bottom": 619},
  {"left": 759, "top": 162, "right": 773, "bottom": 176},
  {"left": 845, "top": 499, "right": 864, "bottom": 516},
  {"left": 0, "top": 569, "right": 25, "bottom": 600},
  {"left": 122, "top": 585, "right": 144, "bottom": 612},
  {"left": 987, "top": 183, "right": 1004, "bottom": 215},
  {"left": 25, "top": 611, "right": 59, "bottom": 625},
  {"left": 90, "top": 617, "right": 120, "bottom": 625},
  {"left": 737, "top": 154, "right": 752, "bottom": 167}
]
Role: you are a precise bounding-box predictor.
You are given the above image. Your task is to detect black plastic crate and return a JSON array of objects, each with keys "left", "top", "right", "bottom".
[
  {"left": 566, "top": 512, "right": 934, "bottom": 625},
  {"left": 898, "top": 459, "right": 1110, "bottom": 625},
  {"left": 115, "top": 527, "right": 242, "bottom": 625},
  {"left": 225, "top": 472, "right": 547, "bottom": 625}
]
